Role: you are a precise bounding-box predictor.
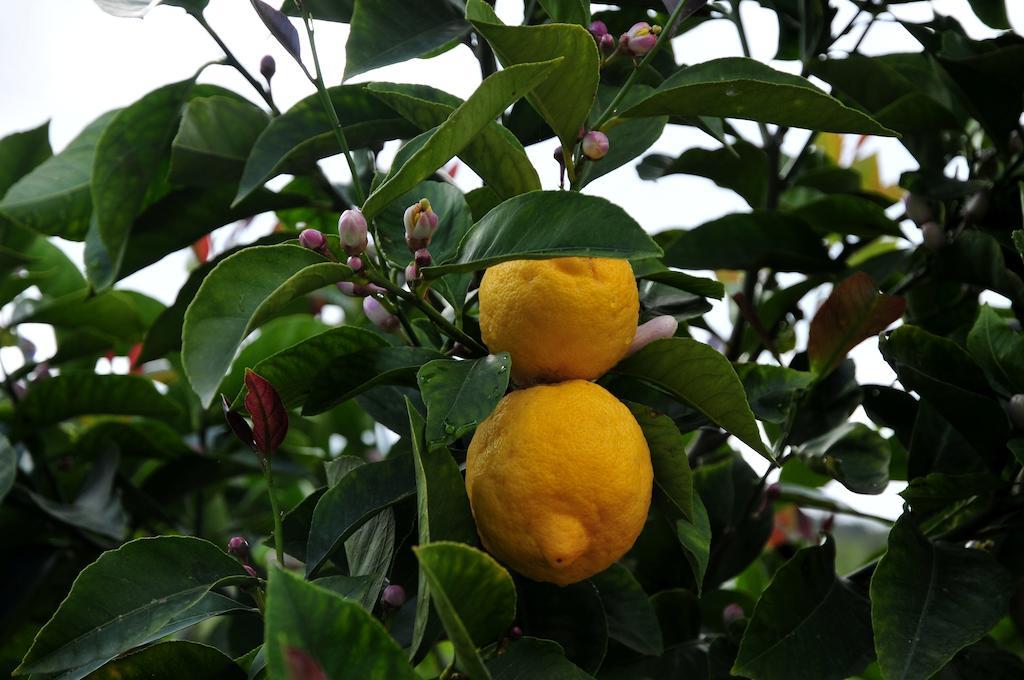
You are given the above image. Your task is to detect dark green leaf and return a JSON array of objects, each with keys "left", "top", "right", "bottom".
[
  {"left": 966, "top": 304, "right": 1024, "bottom": 395},
  {"left": 674, "top": 494, "right": 712, "bottom": 592},
  {"left": 583, "top": 85, "right": 666, "bottom": 186},
  {"left": 265, "top": 569, "right": 418, "bottom": 679},
  {"left": 24, "top": 449, "right": 126, "bottom": 540},
  {"left": 425, "top": 190, "right": 662, "bottom": 277},
  {"left": 968, "top": 0, "right": 1011, "bottom": 31},
  {"left": 517, "top": 579, "right": 607, "bottom": 673},
  {"left": 638, "top": 140, "right": 769, "bottom": 208},
  {"left": 344, "top": 0, "right": 469, "bottom": 79},
  {"left": 591, "top": 563, "right": 663, "bottom": 656},
  {"left": 15, "top": 536, "right": 247, "bottom": 676},
  {"left": 871, "top": 515, "right": 1014, "bottom": 680},
  {"left": 936, "top": 230, "right": 1024, "bottom": 307},
  {"left": 537, "top": 0, "right": 589, "bottom": 24},
  {"left": 628, "top": 402, "right": 694, "bottom": 521},
  {"left": 415, "top": 542, "right": 516, "bottom": 679},
  {"left": 89, "top": 641, "right": 245, "bottom": 680},
  {"left": 735, "top": 364, "right": 815, "bottom": 423},
  {"left": 620, "top": 57, "right": 896, "bottom": 136},
  {"left": 899, "top": 472, "right": 1002, "bottom": 516},
  {"left": 795, "top": 423, "right": 891, "bottom": 495},
  {"left": 733, "top": 537, "right": 873, "bottom": 680},
  {"left": 306, "top": 454, "right": 416, "bottom": 576},
  {"left": 169, "top": 95, "right": 269, "bottom": 187},
  {"left": 791, "top": 195, "right": 902, "bottom": 238},
  {"left": 637, "top": 266, "right": 725, "bottom": 300},
  {"left": 417, "top": 354, "right": 510, "bottom": 446},
  {"left": 488, "top": 637, "right": 593, "bottom": 679},
  {"left": 281, "top": 0, "right": 352, "bottom": 22},
  {"left": 613, "top": 338, "right": 772, "bottom": 460},
  {"left": 0, "top": 121, "right": 52, "bottom": 197},
  {"left": 182, "top": 244, "right": 351, "bottom": 407}
]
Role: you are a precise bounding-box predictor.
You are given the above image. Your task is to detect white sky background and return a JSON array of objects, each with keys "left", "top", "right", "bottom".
[{"left": 1, "top": 0, "right": 1022, "bottom": 521}]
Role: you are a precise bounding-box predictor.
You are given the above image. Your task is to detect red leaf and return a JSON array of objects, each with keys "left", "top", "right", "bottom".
[
  {"left": 244, "top": 369, "right": 288, "bottom": 455},
  {"left": 222, "top": 394, "right": 254, "bottom": 450},
  {"left": 127, "top": 343, "right": 144, "bottom": 374},
  {"left": 807, "top": 272, "right": 905, "bottom": 377},
  {"left": 192, "top": 234, "right": 212, "bottom": 264},
  {"left": 283, "top": 647, "right": 329, "bottom": 680}
]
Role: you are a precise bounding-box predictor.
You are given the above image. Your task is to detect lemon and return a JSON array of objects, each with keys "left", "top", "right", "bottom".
[
  {"left": 466, "top": 380, "right": 653, "bottom": 585},
  {"left": 478, "top": 257, "right": 639, "bottom": 385}
]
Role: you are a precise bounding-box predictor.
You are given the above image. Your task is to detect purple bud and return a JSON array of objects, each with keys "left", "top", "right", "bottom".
[
  {"left": 553, "top": 145, "right": 565, "bottom": 165},
  {"left": 921, "top": 221, "right": 945, "bottom": 252},
  {"left": 414, "top": 248, "right": 432, "bottom": 268},
  {"left": 599, "top": 33, "right": 615, "bottom": 52},
  {"left": 346, "top": 255, "right": 364, "bottom": 272},
  {"left": 227, "top": 536, "right": 250, "bottom": 559},
  {"left": 338, "top": 209, "right": 369, "bottom": 256},
  {"left": 403, "top": 198, "right": 440, "bottom": 251},
  {"left": 243, "top": 564, "right": 259, "bottom": 579},
  {"left": 722, "top": 603, "right": 745, "bottom": 626},
  {"left": 589, "top": 20, "right": 609, "bottom": 38},
  {"left": 405, "top": 262, "right": 418, "bottom": 282},
  {"left": 508, "top": 625, "right": 523, "bottom": 640},
  {"left": 380, "top": 584, "right": 406, "bottom": 608},
  {"left": 260, "top": 54, "right": 276, "bottom": 81},
  {"left": 363, "top": 296, "right": 399, "bottom": 332},
  {"left": 298, "top": 228, "right": 325, "bottom": 251},
  {"left": 581, "top": 130, "right": 610, "bottom": 161},
  {"left": 622, "top": 22, "right": 659, "bottom": 56}
]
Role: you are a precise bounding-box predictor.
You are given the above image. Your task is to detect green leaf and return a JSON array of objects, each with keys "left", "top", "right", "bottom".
[
  {"left": 265, "top": 569, "right": 418, "bottom": 679},
  {"left": 417, "top": 354, "right": 510, "bottom": 446},
  {"left": 619, "top": 57, "right": 897, "bottom": 136},
  {"left": 880, "top": 325, "right": 1009, "bottom": 459},
  {"left": 15, "top": 536, "right": 248, "bottom": 676},
  {"left": 628, "top": 402, "right": 694, "bottom": 521},
  {"left": 966, "top": 305, "right": 1024, "bottom": 395},
  {"left": 638, "top": 140, "right": 769, "bottom": 208},
  {"left": 674, "top": 494, "right": 712, "bottom": 592},
  {"left": 408, "top": 402, "right": 478, "bottom": 660},
  {"left": 0, "top": 110, "right": 116, "bottom": 241},
  {"left": 281, "top": 0, "right": 352, "bottom": 22},
  {"left": 899, "top": 472, "right": 1002, "bottom": 516},
  {"left": 968, "top": 0, "right": 1011, "bottom": 30},
  {"left": 24, "top": 449, "right": 126, "bottom": 540},
  {"left": 182, "top": 244, "right": 351, "bottom": 407},
  {"left": 659, "top": 212, "right": 835, "bottom": 273},
  {"left": 935, "top": 230, "right": 1024, "bottom": 307},
  {"left": 636, "top": 266, "right": 725, "bottom": 300},
  {"left": 791, "top": 195, "right": 902, "bottom": 238},
  {"left": 306, "top": 454, "right": 416, "bottom": 576},
  {"left": 517, "top": 579, "right": 607, "bottom": 673},
  {"left": 537, "top": 0, "right": 589, "bottom": 24},
  {"left": 0, "top": 121, "right": 52, "bottom": 197},
  {"left": 87, "top": 78, "right": 196, "bottom": 288},
  {"left": 871, "top": 515, "right": 1014, "bottom": 680},
  {"left": 613, "top": 338, "right": 772, "bottom": 460},
  {"left": 15, "top": 373, "right": 183, "bottom": 436},
  {"left": 794, "top": 423, "right": 891, "bottom": 495},
  {"left": 0, "top": 435, "right": 14, "bottom": 503},
  {"left": 733, "top": 537, "right": 873, "bottom": 680},
  {"left": 425, "top": 190, "right": 662, "bottom": 277},
  {"left": 415, "top": 542, "right": 516, "bottom": 679},
  {"left": 367, "top": 85, "right": 541, "bottom": 200},
  {"left": 466, "top": 0, "right": 599, "bottom": 149},
  {"left": 232, "top": 325, "right": 389, "bottom": 410},
  {"left": 807, "top": 272, "right": 905, "bottom": 377},
  {"left": 89, "top": 641, "right": 245, "bottom": 680},
  {"left": 583, "top": 85, "right": 667, "bottom": 186},
  {"left": 303, "top": 346, "right": 445, "bottom": 416},
  {"left": 362, "top": 59, "right": 560, "bottom": 219},
  {"left": 234, "top": 84, "right": 419, "bottom": 204},
  {"left": 488, "top": 637, "right": 593, "bottom": 679},
  {"left": 591, "top": 563, "right": 663, "bottom": 657},
  {"left": 735, "top": 364, "right": 815, "bottom": 423},
  {"left": 344, "top": 0, "right": 469, "bottom": 79},
  {"left": 169, "top": 95, "right": 269, "bottom": 187}
]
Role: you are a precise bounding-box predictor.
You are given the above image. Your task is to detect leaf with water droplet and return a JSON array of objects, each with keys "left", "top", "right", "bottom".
[{"left": 417, "top": 353, "right": 511, "bottom": 446}]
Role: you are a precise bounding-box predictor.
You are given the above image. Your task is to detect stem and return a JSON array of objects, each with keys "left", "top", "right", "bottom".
[
  {"left": 263, "top": 462, "right": 285, "bottom": 567},
  {"left": 299, "top": 8, "right": 368, "bottom": 206},
  {"left": 729, "top": 1, "right": 771, "bottom": 146},
  {"left": 193, "top": 13, "right": 280, "bottom": 115},
  {"left": 850, "top": 12, "right": 877, "bottom": 53}
]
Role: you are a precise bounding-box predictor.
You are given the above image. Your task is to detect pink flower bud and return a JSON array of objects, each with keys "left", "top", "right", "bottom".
[
  {"left": 346, "top": 255, "right": 363, "bottom": 272},
  {"left": 552, "top": 145, "right": 565, "bottom": 165},
  {"left": 628, "top": 316, "right": 678, "bottom": 355},
  {"left": 414, "top": 248, "right": 432, "bottom": 268},
  {"left": 227, "top": 536, "right": 250, "bottom": 559},
  {"left": 363, "top": 296, "right": 399, "bottom": 331},
  {"left": 381, "top": 584, "right": 406, "bottom": 608},
  {"left": 622, "top": 22, "right": 659, "bottom": 56},
  {"left": 589, "top": 20, "right": 609, "bottom": 39},
  {"left": 405, "top": 262, "right": 418, "bottom": 282},
  {"left": 403, "top": 198, "right": 439, "bottom": 251},
  {"left": 338, "top": 209, "right": 368, "bottom": 256},
  {"left": 260, "top": 55, "right": 276, "bottom": 81},
  {"left": 298, "top": 228, "right": 325, "bottom": 251},
  {"left": 599, "top": 33, "right": 615, "bottom": 52},
  {"left": 508, "top": 625, "right": 523, "bottom": 640},
  {"left": 581, "top": 131, "right": 610, "bottom": 161},
  {"left": 722, "top": 603, "right": 745, "bottom": 626},
  {"left": 243, "top": 564, "right": 258, "bottom": 579}
]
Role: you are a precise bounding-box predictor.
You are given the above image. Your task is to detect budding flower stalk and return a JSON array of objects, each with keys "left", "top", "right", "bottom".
[
  {"left": 338, "top": 209, "right": 369, "bottom": 256},
  {"left": 581, "top": 131, "right": 610, "bottom": 160},
  {"left": 404, "top": 198, "right": 439, "bottom": 251}
]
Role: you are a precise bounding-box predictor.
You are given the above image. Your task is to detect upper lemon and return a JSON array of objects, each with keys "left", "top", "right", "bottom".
[
  {"left": 478, "top": 257, "right": 639, "bottom": 385},
  {"left": 466, "top": 380, "right": 653, "bottom": 585}
]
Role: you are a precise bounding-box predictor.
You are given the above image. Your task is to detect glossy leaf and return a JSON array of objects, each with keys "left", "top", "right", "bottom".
[
  {"left": 628, "top": 402, "right": 694, "bottom": 521},
  {"left": 417, "top": 354, "right": 510, "bottom": 446},
  {"left": 265, "top": 570, "right": 418, "bottom": 679},
  {"left": 169, "top": 95, "right": 268, "bottom": 187},
  {"left": 466, "top": 0, "right": 599, "bottom": 149},
  {"left": 362, "top": 59, "right": 560, "bottom": 219},
  {"left": 0, "top": 121, "right": 51, "bottom": 197},
  {"left": 15, "top": 536, "right": 247, "bottom": 676},
  {"left": 517, "top": 579, "right": 607, "bottom": 673},
  {"left": 613, "top": 338, "right": 772, "bottom": 459},
  {"left": 89, "top": 641, "right": 245, "bottom": 680},
  {"left": 620, "top": 57, "right": 896, "bottom": 136},
  {"left": 306, "top": 454, "right": 416, "bottom": 576},
  {"left": 733, "top": 537, "right": 873, "bottom": 680},
  {"left": 182, "top": 244, "right": 351, "bottom": 407},
  {"left": 792, "top": 195, "right": 902, "bottom": 238},
  {"left": 415, "top": 542, "right": 516, "bottom": 679},
  {"left": 968, "top": 0, "right": 1011, "bottom": 30},
  {"left": 591, "top": 563, "right": 664, "bottom": 656},
  {"left": 795, "top": 423, "right": 891, "bottom": 495},
  {"left": 537, "top": 0, "right": 589, "bottom": 24},
  {"left": 871, "top": 515, "right": 1014, "bottom": 680},
  {"left": 488, "top": 637, "right": 593, "bottom": 679},
  {"left": 425, "top": 190, "right": 662, "bottom": 277},
  {"left": 638, "top": 140, "right": 769, "bottom": 208},
  {"left": 674, "top": 494, "right": 712, "bottom": 592},
  {"left": 735, "top": 364, "right": 815, "bottom": 423},
  {"left": 966, "top": 305, "right": 1024, "bottom": 395},
  {"left": 807, "top": 272, "right": 905, "bottom": 377}
]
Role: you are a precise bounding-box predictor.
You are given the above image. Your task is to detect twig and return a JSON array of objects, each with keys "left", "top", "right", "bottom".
[{"left": 193, "top": 13, "right": 280, "bottom": 115}]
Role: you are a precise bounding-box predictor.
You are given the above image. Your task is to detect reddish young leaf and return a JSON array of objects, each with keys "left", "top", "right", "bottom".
[
  {"left": 243, "top": 369, "right": 288, "bottom": 455},
  {"left": 192, "top": 234, "right": 212, "bottom": 264},
  {"left": 222, "top": 393, "right": 255, "bottom": 450},
  {"left": 807, "top": 272, "right": 905, "bottom": 376},
  {"left": 283, "top": 646, "right": 329, "bottom": 680}
]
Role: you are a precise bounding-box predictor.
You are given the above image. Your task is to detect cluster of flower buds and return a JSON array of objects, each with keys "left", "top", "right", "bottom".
[
  {"left": 405, "top": 248, "right": 432, "bottom": 284},
  {"left": 404, "top": 198, "right": 439, "bottom": 251},
  {"left": 621, "top": 21, "right": 661, "bottom": 57},
  {"left": 339, "top": 209, "right": 369, "bottom": 256},
  {"left": 588, "top": 20, "right": 616, "bottom": 53}
]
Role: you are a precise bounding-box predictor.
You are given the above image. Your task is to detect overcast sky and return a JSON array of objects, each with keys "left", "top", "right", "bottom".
[{"left": 1, "top": 0, "right": 1019, "bottom": 518}]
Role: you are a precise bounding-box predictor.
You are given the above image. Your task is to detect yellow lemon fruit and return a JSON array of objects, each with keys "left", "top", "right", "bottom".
[
  {"left": 478, "top": 257, "right": 639, "bottom": 385},
  {"left": 466, "top": 380, "right": 653, "bottom": 585}
]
